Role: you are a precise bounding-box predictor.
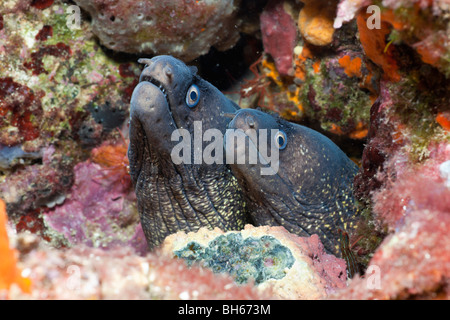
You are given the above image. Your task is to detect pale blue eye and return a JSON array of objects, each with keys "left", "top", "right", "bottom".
[
  {"left": 186, "top": 84, "right": 200, "bottom": 108},
  {"left": 275, "top": 130, "right": 287, "bottom": 150}
]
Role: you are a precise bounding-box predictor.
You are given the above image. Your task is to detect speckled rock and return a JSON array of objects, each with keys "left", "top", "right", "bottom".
[
  {"left": 72, "top": 0, "right": 242, "bottom": 61},
  {"left": 334, "top": 0, "right": 370, "bottom": 29},
  {"left": 161, "top": 225, "right": 347, "bottom": 300}
]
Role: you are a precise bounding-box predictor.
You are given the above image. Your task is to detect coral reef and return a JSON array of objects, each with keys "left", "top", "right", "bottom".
[
  {"left": 0, "top": 0, "right": 139, "bottom": 218},
  {"left": 334, "top": 143, "right": 450, "bottom": 299},
  {"left": 5, "top": 232, "right": 269, "bottom": 300},
  {"left": 0, "top": 0, "right": 449, "bottom": 300},
  {"left": 246, "top": 0, "right": 449, "bottom": 300},
  {"left": 244, "top": 1, "right": 376, "bottom": 139},
  {"left": 43, "top": 160, "right": 146, "bottom": 254},
  {"left": 72, "top": 0, "right": 242, "bottom": 62},
  {"left": 335, "top": 0, "right": 450, "bottom": 76},
  {"left": 330, "top": 0, "right": 450, "bottom": 299},
  {"left": 0, "top": 145, "right": 74, "bottom": 215},
  {"left": 162, "top": 225, "right": 347, "bottom": 299}
]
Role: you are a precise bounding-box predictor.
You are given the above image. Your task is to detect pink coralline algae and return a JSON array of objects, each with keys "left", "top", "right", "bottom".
[
  {"left": 72, "top": 0, "right": 242, "bottom": 61},
  {"left": 373, "top": 143, "right": 450, "bottom": 231},
  {"left": 334, "top": 0, "right": 370, "bottom": 29},
  {"left": 260, "top": 0, "right": 297, "bottom": 76},
  {"left": 335, "top": 144, "right": 450, "bottom": 299},
  {"left": 353, "top": 82, "right": 397, "bottom": 200},
  {"left": 293, "top": 233, "right": 349, "bottom": 295},
  {"left": 43, "top": 160, "right": 147, "bottom": 255}
]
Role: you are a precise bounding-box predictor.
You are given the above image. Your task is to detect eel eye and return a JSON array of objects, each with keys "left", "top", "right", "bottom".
[
  {"left": 186, "top": 84, "right": 200, "bottom": 108},
  {"left": 274, "top": 130, "right": 287, "bottom": 150}
]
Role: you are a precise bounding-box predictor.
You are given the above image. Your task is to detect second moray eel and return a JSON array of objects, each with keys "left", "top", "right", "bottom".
[
  {"left": 128, "top": 55, "right": 247, "bottom": 249},
  {"left": 225, "top": 109, "right": 361, "bottom": 257}
]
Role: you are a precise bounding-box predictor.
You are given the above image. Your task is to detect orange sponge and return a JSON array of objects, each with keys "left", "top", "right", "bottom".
[{"left": 0, "top": 199, "right": 31, "bottom": 294}]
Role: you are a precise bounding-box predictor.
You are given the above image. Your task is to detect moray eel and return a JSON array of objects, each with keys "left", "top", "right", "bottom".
[
  {"left": 128, "top": 55, "right": 247, "bottom": 249},
  {"left": 225, "top": 109, "right": 360, "bottom": 256}
]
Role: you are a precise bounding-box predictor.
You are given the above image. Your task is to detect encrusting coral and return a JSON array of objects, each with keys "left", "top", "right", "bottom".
[{"left": 42, "top": 160, "right": 146, "bottom": 254}]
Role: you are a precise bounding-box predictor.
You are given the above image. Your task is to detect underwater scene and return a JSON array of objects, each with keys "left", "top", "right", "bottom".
[{"left": 0, "top": 0, "right": 449, "bottom": 301}]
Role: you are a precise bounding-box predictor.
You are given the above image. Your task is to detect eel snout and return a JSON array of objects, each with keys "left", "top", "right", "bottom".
[{"left": 129, "top": 81, "right": 177, "bottom": 158}]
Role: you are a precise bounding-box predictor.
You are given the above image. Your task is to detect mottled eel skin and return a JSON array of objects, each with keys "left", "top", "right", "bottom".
[
  {"left": 225, "top": 109, "right": 360, "bottom": 256},
  {"left": 128, "top": 55, "right": 247, "bottom": 249}
]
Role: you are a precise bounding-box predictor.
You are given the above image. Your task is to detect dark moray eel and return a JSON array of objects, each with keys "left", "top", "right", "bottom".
[
  {"left": 224, "top": 109, "right": 361, "bottom": 256},
  {"left": 128, "top": 55, "right": 247, "bottom": 249}
]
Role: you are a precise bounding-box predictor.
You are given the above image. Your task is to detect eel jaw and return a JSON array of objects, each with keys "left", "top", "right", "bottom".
[
  {"left": 129, "top": 81, "right": 178, "bottom": 166},
  {"left": 139, "top": 75, "right": 171, "bottom": 115}
]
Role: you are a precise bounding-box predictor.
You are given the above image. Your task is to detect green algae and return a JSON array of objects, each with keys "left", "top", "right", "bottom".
[
  {"left": 300, "top": 58, "right": 372, "bottom": 133},
  {"left": 387, "top": 77, "right": 450, "bottom": 162}
]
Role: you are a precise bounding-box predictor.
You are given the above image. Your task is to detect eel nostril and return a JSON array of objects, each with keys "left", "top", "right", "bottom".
[
  {"left": 164, "top": 66, "right": 173, "bottom": 81},
  {"left": 138, "top": 58, "right": 153, "bottom": 66},
  {"left": 246, "top": 115, "right": 255, "bottom": 128}
]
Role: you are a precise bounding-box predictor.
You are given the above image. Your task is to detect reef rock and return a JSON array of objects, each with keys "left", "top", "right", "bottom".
[
  {"left": 0, "top": 145, "right": 74, "bottom": 215},
  {"left": 72, "top": 0, "right": 242, "bottom": 61},
  {"left": 42, "top": 160, "right": 147, "bottom": 255},
  {"left": 335, "top": 143, "right": 450, "bottom": 299},
  {"left": 161, "top": 225, "right": 347, "bottom": 300},
  {"left": 0, "top": 0, "right": 140, "bottom": 220},
  {"left": 334, "top": 0, "right": 450, "bottom": 76},
  {"left": 4, "top": 233, "right": 268, "bottom": 300}
]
